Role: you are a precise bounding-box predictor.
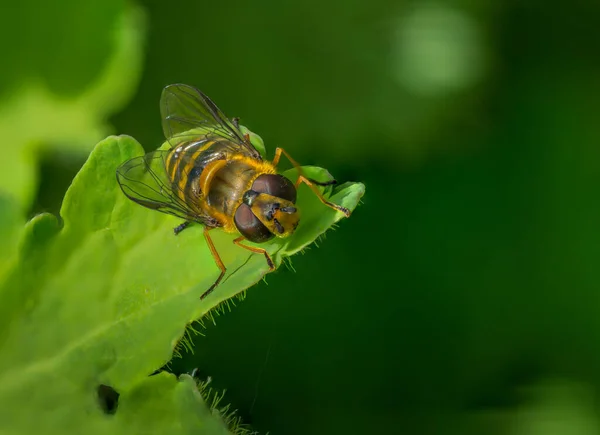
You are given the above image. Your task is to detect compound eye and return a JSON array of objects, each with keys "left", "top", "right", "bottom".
[
  {"left": 251, "top": 174, "right": 297, "bottom": 203},
  {"left": 234, "top": 203, "right": 274, "bottom": 243}
]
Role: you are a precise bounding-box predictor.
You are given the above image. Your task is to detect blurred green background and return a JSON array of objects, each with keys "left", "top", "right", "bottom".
[{"left": 3, "top": 0, "right": 600, "bottom": 433}]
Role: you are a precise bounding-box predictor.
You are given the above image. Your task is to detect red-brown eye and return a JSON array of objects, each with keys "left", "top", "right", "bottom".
[
  {"left": 234, "top": 203, "right": 274, "bottom": 243},
  {"left": 251, "top": 174, "right": 297, "bottom": 203}
]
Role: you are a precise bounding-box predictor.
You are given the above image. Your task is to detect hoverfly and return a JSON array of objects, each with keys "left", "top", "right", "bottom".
[{"left": 116, "top": 84, "right": 350, "bottom": 299}]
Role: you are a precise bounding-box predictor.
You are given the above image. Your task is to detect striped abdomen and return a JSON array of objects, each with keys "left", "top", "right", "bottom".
[{"left": 165, "top": 139, "right": 225, "bottom": 209}]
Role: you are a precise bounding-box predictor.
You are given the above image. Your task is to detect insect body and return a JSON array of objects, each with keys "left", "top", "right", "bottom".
[{"left": 116, "top": 84, "right": 350, "bottom": 299}]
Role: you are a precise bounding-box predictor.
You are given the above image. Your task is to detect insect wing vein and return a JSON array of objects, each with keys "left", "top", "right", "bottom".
[
  {"left": 160, "top": 83, "right": 261, "bottom": 159},
  {"left": 116, "top": 150, "right": 215, "bottom": 225}
]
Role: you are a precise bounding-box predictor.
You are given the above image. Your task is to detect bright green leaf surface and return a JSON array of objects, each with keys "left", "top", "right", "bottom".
[{"left": 0, "top": 135, "right": 364, "bottom": 433}]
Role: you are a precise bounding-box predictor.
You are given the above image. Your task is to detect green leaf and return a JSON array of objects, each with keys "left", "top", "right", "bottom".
[
  {"left": 240, "top": 125, "right": 267, "bottom": 159},
  {"left": 0, "top": 196, "right": 24, "bottom": 284},
  {"left": 0, "top": 135, "right": 364, "bottom": 433},
  {"left": 114, "top": 373, "right": 234, "bottom": 435}
]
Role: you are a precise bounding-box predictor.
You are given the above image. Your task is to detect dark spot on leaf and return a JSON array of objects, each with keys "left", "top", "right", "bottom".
[{"left": 97, "top": 384, "right": 119, "bottom": 415}]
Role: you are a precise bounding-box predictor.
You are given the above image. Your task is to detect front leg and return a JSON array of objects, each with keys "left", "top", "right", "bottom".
[
  {"left": 200, "top": 226, "right": 227, "bottom": 299},
  {"left": 174, "top": 221, "right": 192, "bottom": 235},
  {"left": 233, "top": 237, "right": 275, "bottom": 270},
  {"left": 271, "top": 147, "right": 349, "bottom": 217}
]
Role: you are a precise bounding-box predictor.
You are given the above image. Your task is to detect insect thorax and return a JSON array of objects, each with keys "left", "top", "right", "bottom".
[{"left": 206, "top": 158, "right": 262, "bottom": 217}]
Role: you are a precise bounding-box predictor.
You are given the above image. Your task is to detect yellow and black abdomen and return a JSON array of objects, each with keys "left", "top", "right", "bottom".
[{"left": 164, "top": 139, "right": 229, "bottom": 211}]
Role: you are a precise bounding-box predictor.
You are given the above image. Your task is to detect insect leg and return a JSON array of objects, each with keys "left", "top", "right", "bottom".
[
  {"left": 232, "top": 117, "right": 240, "bottom": 128},
  {"left": 296, "top": 176, "right": 350, "bottom": 217},
  {"left": 174, "top": 221, "right": 192, "bottom": 235},
  {"left": 201, "top": 227, "right": 227, "bottom": 299},
  {"left": 272, "top": 147, "right": 350, "bottom": 217},
  {"left": 233, "top": 237, "right": 275, "bottom": 270},
  {"left": 309, "top": 178, "right": 338, "bottom": 187},
  {"left": 272, "top": 147, "right": 337, "bottom": 186}
]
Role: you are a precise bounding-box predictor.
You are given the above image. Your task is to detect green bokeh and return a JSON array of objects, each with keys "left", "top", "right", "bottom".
[{"left": 0, "top": 1, "right": 124, "bottom": 96}]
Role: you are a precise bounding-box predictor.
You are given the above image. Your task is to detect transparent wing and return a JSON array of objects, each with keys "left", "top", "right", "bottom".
[
  {"left": 160, "top": 83, "right": 261, "bottom": 159},
  {"left": 116, "top": 150, "right": 220, "bottom": 227}
]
